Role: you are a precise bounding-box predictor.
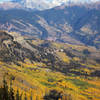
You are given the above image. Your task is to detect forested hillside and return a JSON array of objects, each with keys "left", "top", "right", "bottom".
[
  {"left": 0, "top": 3, "right": 100, "bottom": 48},
  {"left": 0, "top": 31, "right": 100, "bottom": 100}
]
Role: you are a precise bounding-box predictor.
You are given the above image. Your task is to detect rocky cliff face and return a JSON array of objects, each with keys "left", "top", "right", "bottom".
[{"left": 0, "top": 31, "right": 37, "bottom": 62}]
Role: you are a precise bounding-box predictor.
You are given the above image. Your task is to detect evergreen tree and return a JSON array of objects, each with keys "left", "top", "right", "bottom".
[
  {"left": 9, "top": 79, "right": 15, "bottom": 100},
  {"left": 2, "top": 76, "right": 9, "bottom": 100},
  {"left": 24, "top": 93, "right": 27, "bottom": 100},
  {"left": 19, "top": 92, "right": 23, "bottom": 100},
  {"left": 0, "top": 76, "right": 15, "bottom": 100},
  {"left": 44, "top": 90, "right": 62, "bottom": 100},
  {"left": 30, "top": 91, "right": 33, "bottom": 100},
  {"left": 16, "top": 89, "right": 20, "bottom": 100}
]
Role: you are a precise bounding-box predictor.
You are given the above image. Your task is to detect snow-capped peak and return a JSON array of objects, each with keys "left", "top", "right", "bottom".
[{"left": 0, "top": 0, "right": 100, "bottom": 10}]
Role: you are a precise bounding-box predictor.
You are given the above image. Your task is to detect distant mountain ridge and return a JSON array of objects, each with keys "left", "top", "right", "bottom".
[
  {"left": 0, "top": 3, "right": 100, "bottom": 48},
  {"left": 0, "top": 0, "right": 100, "bottom": 10},
  {"left": 0, "top": 0, "right": 64, "bottom": 10},
  {"left": 0, "top": 1, "right": 100, "bottom": 99},
  {"left": 0, "top": 2, "right": 23, "bottom": 10}
]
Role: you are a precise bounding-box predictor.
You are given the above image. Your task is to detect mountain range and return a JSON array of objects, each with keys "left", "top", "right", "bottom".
[
  {"left": 0, "top": 2, "right": 100, "bottom": 48},
  {"left": 0, "top": 0, "right": 100, "bottom": 10},
  {"left": 0, "top": 1, "right": 100, "bottom": 100},
  {"left": 0, "top": 30, "right": 100, "bottom": 100}
]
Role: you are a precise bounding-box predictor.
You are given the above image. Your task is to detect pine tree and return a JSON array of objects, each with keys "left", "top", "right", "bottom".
[
  {"left": 24, "top": 93, "right": 27, "bottom": 100},
  {"left": 0, "top": 76, "right": 16, "bottom": 100},
  {"left": 44, "top": 90, "right": 62, "bottom": 100},
  {"left": 16, "top": 89, "right": 20, "bottom": 100},
  {"left": 2, "top": 76, "right": 9, "bottom": 100},
  {"left": 30, "top": 91, "right": 33, "bottom": 100},
  {"left": 9, "top": 78, "right": 15, "bottom": 100},
  {"left": 0, "top": 86, "right": 3, "bottom": 100},
  {"left": 19, "top": 93, "right": 23, "bottom": 100}
]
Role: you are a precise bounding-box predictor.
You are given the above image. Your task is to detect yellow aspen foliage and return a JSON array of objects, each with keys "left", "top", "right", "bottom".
[
  {"left": 56, "top": 52, "right": 70, "bottom": 63},
  {"left": 73, "top": 57, "right": 80, "bottom": 62}
]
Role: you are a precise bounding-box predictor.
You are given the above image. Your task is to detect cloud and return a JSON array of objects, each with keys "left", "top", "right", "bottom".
[
  {"left": 1, "top": 0, "right": 100, "bottom": 4},
  {"left": 0, "top": 0, "right": 100, "bottom": 9},
  {"left": 0, "top": 0, "right": 11, "bottom": 3}
]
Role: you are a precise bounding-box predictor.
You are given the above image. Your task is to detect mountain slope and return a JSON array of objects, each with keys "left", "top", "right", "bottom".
[
  {"left": 0, "top": 4, "right": 100, "bottom": 48},
  {"left": 0, "top": 31, "right": 100, "bottom": 100},
  {"left": 0, "top": 0, "right": 68, "bottom": 10},
  {"left": 0, "top": 0, "right": 100, "bottom": 10},
  {"left": 0, "top": 2, "right": 23, "bottom": 10},
  {"left": 0, "top": 30, "right": 100, "bottom": 74}
]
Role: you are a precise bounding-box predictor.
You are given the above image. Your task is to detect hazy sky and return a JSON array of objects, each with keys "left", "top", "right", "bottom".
[
  {"left": 0, "top": 0, "right": 100, "bottom": 3},
  {"left": 0, "top": 0, "right": 10, "bottom": 3}
]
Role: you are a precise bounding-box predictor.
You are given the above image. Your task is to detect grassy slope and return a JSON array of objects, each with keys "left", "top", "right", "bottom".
[{"left": 0, "top": 40, "right": 100, "bottom": 100}]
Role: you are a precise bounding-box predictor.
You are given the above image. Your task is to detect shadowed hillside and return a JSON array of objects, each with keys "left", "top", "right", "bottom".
[{"left": 0, "top": 3, "right": 100, "bottom": 48}]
